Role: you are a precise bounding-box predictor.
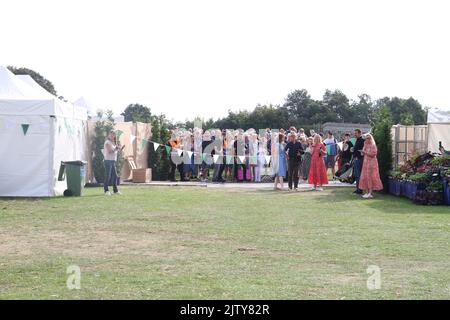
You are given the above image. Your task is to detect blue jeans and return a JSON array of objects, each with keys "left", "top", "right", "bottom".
[
  {"left": 353, "top": 158, "right": 363, "bottom": 192},
  {"left": 104, "top": 160, "right": 118, "bottom": 193}
]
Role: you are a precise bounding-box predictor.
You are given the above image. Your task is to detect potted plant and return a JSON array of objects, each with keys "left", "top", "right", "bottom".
[
  {"left": 443, "top": 169, "right": 450, "bottom": 206},
  {"left": 388, "top": 170, "right": 403, "bottom": 196},
  {"left": 425, "top": 180, "right": 444, "bottom": 205},
  {"left": 409, "top": 172, "right": 429, "bottom": 189}
]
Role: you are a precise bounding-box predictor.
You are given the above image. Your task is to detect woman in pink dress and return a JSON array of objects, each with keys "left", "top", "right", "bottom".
[
  {"left": 359, "top": 134, "right": 383, "bottom": 199},
  {"left": 308, "top": 134, "right": 328, "bottom": 191}
]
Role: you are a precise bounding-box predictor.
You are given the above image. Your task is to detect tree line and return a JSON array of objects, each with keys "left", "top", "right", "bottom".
[{"left": 183, "top": 89, "right": 427, "bottom": 131}]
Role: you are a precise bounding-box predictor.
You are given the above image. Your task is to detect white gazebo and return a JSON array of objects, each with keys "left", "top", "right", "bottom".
[{"left": 0, "top": 66, "right": 88, "bottom": 197}]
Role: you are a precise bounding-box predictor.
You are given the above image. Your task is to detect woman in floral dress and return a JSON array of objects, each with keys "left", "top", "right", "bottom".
[
  {"left": 308, "top": 134, "right": 328, "bottom": 191},
  {"left": 359, "top": 134, "right": 383, "bottom": 198}
]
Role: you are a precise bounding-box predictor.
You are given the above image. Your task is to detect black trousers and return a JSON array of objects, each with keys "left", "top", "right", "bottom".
[
  {"left": 169, "top": 162, "right": 183, "bottom": 181},
  {"left": 288, "top": 159, "right": 300, "bottom": 189}
]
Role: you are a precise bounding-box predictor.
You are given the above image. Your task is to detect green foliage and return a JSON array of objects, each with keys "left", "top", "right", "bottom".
[
  {"left": 121, "top": 104, "right": 152, "bottom": 122},
  {"left": 389, "top": 170, "right": 403, "bottom": 179},
  {"left": 148, "top": 114, "right": 171, "bottom": 181},
  {"left": 375, "top": 97, "right": 426, "bottom": 125},
  {"left": 205, "top": 90, "right": 426, "bottom": 130},
  {"left": 408, "top": 172, "right": 429, "bottom": 184},
  {"left": 430, "top": 155, "right": 450, "bottom": 167},
  {"left": 8, "top": 66, "right": 57, "bottom": 96},
  {"left": 400, "top": 112, "right": 414, "bottom": 125},
  {"left": 372, "top": 106, "right": 394, "bottom": 191},
  {"left": 427, "top": 181, "right": 444, "bottom": 192}
]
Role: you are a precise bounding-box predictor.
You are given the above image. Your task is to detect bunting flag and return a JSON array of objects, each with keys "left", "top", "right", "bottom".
[
  {"left": 201, "top": 153, "right": 206, "bottom": 161},
  {"left": 141, "top": 138, "right": 149, "bottom": 149},
  {"left": 213, "top": 155, "right": 220, "bottom": 163},
  {"left": 338, "top": 142, "right": 344, "bottom": 150},
  {"left": 238, "top": 155, "right": 245, "bottom": 163},
  {"left": 350, "top": 138, "right": 357, "bottom": 145},
  {"left": 165, "top": 145, "right": 171, "bottom": 155},
  {"left": 226, "top": 155, "right": 233, "bottom": 164},
  {"left": 176, "top": 148, "right": 183, "bottom": 157},
  {"left": 187, "top": 151, "right": 193, "bottom": 158},
  {"left": 130, "top": 134, "right": 136, "bottom": 144},
  {"left": 153, "top": 142, "right": 160, "bottom": 151},
  {"left": 265, "top": 155, "right": 271, "bottom": 164},
  {"left": 115, "top": 130, "right": 124, "bottom": 140},
  {"left": 21, "top": 124, "right": 30, "bottom": 135},
  {"left": 326, "top": 144, "right": 331, "bottom": 155}
]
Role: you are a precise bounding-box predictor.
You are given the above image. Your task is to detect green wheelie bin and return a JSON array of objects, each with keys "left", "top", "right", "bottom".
[{"left": 58, "top": 161, "right": 87, "bottom": 196}]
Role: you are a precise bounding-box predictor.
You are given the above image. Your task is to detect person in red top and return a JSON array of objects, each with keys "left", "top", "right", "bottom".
[
  {"left": 359, "top": 134, "right": 383, "bottom": 199},
  {"left": 308, "top": 134, "right": 328, "bottom": 191}
]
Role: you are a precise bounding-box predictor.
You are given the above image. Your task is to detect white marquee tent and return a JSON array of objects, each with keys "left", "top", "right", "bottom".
[
  {"left": 0, "top": 66, "right": 87, "bottom": 197},
  {"left": 427, "top": 107, "right": 450, "bottom": 153}
]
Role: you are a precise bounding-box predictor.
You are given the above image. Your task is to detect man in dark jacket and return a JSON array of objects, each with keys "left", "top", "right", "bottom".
[
  {"left": 285, "top": 133, "right": 304, "bottom": 190},
  {"left": 352, "top": 129, "right": 365, "bottom": 194}
]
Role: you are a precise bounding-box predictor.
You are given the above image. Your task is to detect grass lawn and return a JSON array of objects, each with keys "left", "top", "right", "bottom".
[{"left": 1, "top": 186, "right": 449, "bottom": 299}]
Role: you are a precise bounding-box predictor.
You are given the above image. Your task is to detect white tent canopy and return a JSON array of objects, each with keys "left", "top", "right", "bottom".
[
  {"left": 73, "top": 96, "right": 96, "bottom": 117},
  {"left": 16, "top": 74, "right": 55, "bottom": 99},
  {"left": 427, "top": 106, "right": 450, "bottom": 123},
  {"left": 0, "top": 66, "right": 87, "bottom": 197},
  {"left": 427, "top": 107, "right": 450, "bottom": 153}
]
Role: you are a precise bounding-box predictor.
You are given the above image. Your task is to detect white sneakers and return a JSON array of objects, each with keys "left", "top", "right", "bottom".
[
  {"left": 362, "top": 193, "right": 373, "bottom": 199},
  {"left": 105, "top": 191, "right": 122, "bottom": 196}
]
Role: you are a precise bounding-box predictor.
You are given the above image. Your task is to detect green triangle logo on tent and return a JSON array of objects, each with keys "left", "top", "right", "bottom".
[
  {"left": 21, "top": 124, "right": 30, "bottom": 135},
  {"left": 165, "top": 145, "right": 172, "bottom": 155}
]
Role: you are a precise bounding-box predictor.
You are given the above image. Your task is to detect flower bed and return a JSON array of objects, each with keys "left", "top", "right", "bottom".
[{"left": 389, "top": 153, "right": 450, "bottom": 205}]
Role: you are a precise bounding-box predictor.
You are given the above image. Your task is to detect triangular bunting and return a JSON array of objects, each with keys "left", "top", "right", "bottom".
[
  {"left": 153, "top": 142, "right": 160, "bottom": 151},
  {"left": 141, "top": 138, "right": 148, "bottom": 149},
  {"left": 238, "top": 156, "right": 245, "bottom": 163},
  {"left": 21, "top": 124, "right": 30, "bottom": 135},
  {"left": 176, "top": 148, "right": 183, "bottom": 157},
  {"left": 265, "top": 155, "right": 271, "bottom": 164},
  {"left": 165, "top": 145, "right": 171, "bottom": 155},
  {"left": 213, "top": 155, "right": 220, "bottom": 163},
  {"left": 226, "top": 155, "right": 233, "bottom": 164},
  {"left": 187, "top": 151, "right": 193, "bottom": 158},
  {"left": 115, "top": 130, "right": 123, "bottom": 140},
  {"left": 130, "top": 134, "right": 136, "bottom": 144}
]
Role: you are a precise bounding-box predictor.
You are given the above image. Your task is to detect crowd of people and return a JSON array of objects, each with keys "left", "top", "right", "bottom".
[
  {"left": 102, "top": 125, "right": 450, "bottom": 199},
  {"left": 100, "top": 124, "right": 450, "bottom": 199},
  {"left": 161, "top": 126, "right": 384, "bottom": 198}
]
